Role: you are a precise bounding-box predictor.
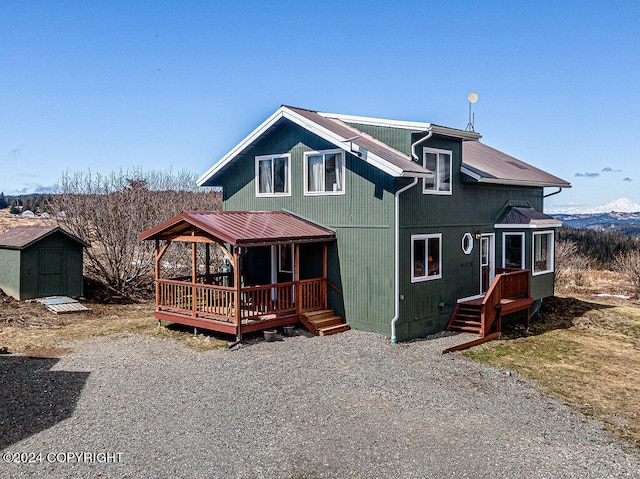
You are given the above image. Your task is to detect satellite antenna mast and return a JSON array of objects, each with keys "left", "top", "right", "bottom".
[{"left": 465, "top": 92, "right": 478, "bottom": 132}]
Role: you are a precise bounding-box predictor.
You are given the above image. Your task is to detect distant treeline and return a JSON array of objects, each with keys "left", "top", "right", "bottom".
[
  {"left": 558, "top": 226, "right": 640, "bottom": 269},
  {"left": 0, "top": 193, "right": 53, "bottom": 213}
]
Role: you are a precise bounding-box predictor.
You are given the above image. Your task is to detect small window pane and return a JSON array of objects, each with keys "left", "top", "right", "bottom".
[
  {"left": 258, "top": 159, "right": 272, "bottom": 194},
  {"left": 413, "top": 239, "right": 426, "bottom": 278},
  {"left": 534, "top": 233, "right": 550, "bottom": 273},
  {"left": 427, "top": 237, "right": 440, "bottom": 276},
  {"left": 424, "top": 153, "right": 437, "bottom": 190},
  {"left": 440, "top": 153, "right": 451, "bottom": 192},
  {"left": 307, "top": 155, "right": 323, "bottom": 192},
  {"left": 505, "top": 235, "right": 523, "bottom": 269},
  {"left": 273, "top": 157, "right": 287, "bottom": 193}
]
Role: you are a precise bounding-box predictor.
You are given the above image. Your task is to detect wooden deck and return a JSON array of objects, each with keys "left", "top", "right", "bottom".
[{"left": 155, "top": 277, "right": 328, "bottom": 338}]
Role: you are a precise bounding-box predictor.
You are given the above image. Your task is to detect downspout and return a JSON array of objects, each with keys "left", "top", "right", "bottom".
[
  {"left": 543, "top": 187, "right": 563, "bottom": 198},
  {"left": 391, "top": 129, "right": 432, "bottom": 343}
]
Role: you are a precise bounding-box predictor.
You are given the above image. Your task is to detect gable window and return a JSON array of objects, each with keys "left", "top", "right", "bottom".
[
  {"left": 304, "top": 149, "right": 344, "bottom": 195},
  {"left": 422, "top": 147, "right": 452, "bottom": 195},
  {"left": 411, "top": 233, "right": 442, "bottom": 282},
  {"left": 532, "top": 231, "right": 554, "bottom": 275},
  {"left": 503, "top": 232, "right": 525, "bottom": 269},
  {"left": 256, "top": 154, "right": 290, "bottom": 196}
]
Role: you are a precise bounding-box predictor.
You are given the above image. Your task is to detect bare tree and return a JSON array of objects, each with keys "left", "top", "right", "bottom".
[
  {"left": 555, "top": 239, "right": 590, "bottom": 287},
  {"left": 613, "top": 250, "right": 640, "bottom": 297},
  {"left": 47, "top": 168, "right": 221, "bottom": 298}
]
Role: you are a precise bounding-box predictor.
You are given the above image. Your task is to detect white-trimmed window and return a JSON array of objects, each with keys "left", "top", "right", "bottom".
[
  {"left": 422, "top": 147, "right": 452, "bottom": 195},
  {"left": 503, "top": 232, "right": 525, "bottom": 269},
  {"left": 411, "top": 234, "right": 442, "bottom": 282},
  {"left": 532, "top": 230, "right": 554, "bottom": 275},
  {"left": 256, "top": 154, "right": 290, "bottom": 196},
  {"left": 304, "top": 149, "right": 344, "bottom": 195}
]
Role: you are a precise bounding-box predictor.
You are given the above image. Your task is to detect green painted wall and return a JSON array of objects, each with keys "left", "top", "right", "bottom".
[
  {"left": 0, "top": 249, "right": 21, "bottom": 299},
  {"left": 212, "top": 120, "right": 556, "bottom": 341},
  {"left": 394, "top": 134, "right": 551, "bottom": 341},
  {"left": 216, "top": 120, "right": 396, "bottom": 333}
]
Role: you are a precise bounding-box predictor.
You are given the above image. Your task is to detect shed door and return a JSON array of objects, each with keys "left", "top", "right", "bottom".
[{"left": 39, "top": 250, "right": 65, "bottom": 297}]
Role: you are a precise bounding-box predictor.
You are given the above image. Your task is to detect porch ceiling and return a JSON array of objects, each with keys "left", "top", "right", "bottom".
[{"left": 139, "top": 210, "right": 336, "bottom": 246}]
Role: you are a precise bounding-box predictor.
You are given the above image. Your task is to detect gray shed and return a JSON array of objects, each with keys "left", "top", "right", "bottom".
[{"left": 0, "top": 226, "right": 89, "bottom": 300}]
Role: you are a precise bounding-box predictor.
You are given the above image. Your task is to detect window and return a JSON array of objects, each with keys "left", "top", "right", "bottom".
[
  {"left": 423, "top": 147, "right": 452, "bottom": 195},
  {"left": 279, "top": 244, "right": 293, "bottom": 273},
  {"left": 411, "top": 234, "right": 442, "bottom": 282},
  {"left": 256, "top": 154, "right": 290, "bottom": 196},
  {"left": 462, "top": 233, "right": 474, "bottom": 255},
  {"left": 532, "top": 231, "right": 554, "bottom": 275},
  {"left": 503, "top": 233, "right": 525, "bottom": 269},
  {"left": 304, "top": 149, "right": 344, "bottom": 195}
]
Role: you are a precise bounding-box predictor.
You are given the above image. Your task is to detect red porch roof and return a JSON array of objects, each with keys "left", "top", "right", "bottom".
[{"left": 139, "top": 210, "right": 335, "bottom": 246}]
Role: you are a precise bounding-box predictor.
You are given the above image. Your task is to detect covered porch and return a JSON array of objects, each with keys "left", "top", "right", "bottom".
[{"left": 139, "top": 210, "right": 337, "bottom": 340}]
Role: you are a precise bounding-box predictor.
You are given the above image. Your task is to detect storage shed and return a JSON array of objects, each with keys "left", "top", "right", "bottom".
[{"left": 0, "top": 226, "right": 89, "bottom": 300}]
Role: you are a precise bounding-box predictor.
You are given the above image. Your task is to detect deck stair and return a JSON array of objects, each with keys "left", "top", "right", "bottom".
[
  {"left": 300, "top": 309, "right": 350, "bottom": 336},
  {"left": 447, "top": 300, "right": 483, "bottom": 335},
  {"left": 444, "top": 268, "right": 534, "bottom": 353}
]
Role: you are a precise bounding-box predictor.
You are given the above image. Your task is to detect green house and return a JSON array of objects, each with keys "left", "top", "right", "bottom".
[
  {"left": 0, "top": 225, "right": 88, "bottom": 301},
  {"left": 190, "top": 105, "right": 570, "bottom": 342}
]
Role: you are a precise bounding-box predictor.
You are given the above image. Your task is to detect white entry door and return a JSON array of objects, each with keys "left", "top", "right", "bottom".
[{"left": 480, "top": 234, "right": 495, "bottom": 294}]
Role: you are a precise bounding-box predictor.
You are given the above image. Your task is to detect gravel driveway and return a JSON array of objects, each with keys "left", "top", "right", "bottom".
[{"left": 2, "top": 329, "right": 638, "bottom": 478}]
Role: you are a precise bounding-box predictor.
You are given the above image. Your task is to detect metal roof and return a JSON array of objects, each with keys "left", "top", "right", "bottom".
[
  {"left": 496, "top": 207, "right": 563, "bottom": 228},
  {"left": 139, "top": 210, "right": 336, "bottom": 246},
  {"left": 0, "top": 226, "right": 90, "bottom": 250},
  {"left": 462, "top": 141, "right": 571, "bottom": 188}
]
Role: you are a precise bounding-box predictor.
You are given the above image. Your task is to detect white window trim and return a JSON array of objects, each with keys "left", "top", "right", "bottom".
[
  {"left": 303, "top": 149, "right": 345, "bottom": 196},
  {"left": 462, "top": 232, "right": 474, "bottom": 255},
  {"left": 503, "top": 232, "right": 525, "bottom": 269},
  {"left": 532, "top": 230, "right": 554, "bottom": 276},
  {"left": 411, "top": 233, "right": 442, "bottom": 283},
  {"left": 255, "top": 153, "right": 291, "bottom": 197},
  {"left": 422, "top": 147, "right": 453, "bottom": 196}
]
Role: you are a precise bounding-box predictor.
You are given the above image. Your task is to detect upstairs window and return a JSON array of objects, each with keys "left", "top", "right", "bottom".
[
  {"left": 304, "top": 150, "right": 344, "bottom": 195},
  {"left": 411, "top": 233, "right": 442, "bottom": 282},
  {"left": 423, "top": 147, "right": 452, "bottom": 195},
  {"left": 256, "top": 154, "right": 290, "bottom": 196},
  {"left": 532, "top": 231, "right": 554, "bottom": 275}
]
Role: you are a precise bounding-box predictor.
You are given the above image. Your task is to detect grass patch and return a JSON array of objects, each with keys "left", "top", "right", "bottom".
[
  {"left": 464, "top": 295, "right": 640, "bottom": 448},
  {"left": 0, "top": 300, "right": 228, "bottom": 356}
]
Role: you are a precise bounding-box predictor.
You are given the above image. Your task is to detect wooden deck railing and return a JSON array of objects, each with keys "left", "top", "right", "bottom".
[
  {"left": 156, "top": 277, "right": 327, "bottom": 324},
  {"left": 480, "top": 269, "right": 530, "bottom": 336}
]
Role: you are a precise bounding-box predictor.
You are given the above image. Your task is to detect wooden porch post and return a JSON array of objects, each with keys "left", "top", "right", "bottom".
[
  {"left": 205, "top": 242, "right": 211, "bottom": 283},
  {"left": 155, "top": 239, "right": 160, "bottom": 314},
  {"left": 191, "top": 236, "right": 197, "bottom": 318},
  {"left": 294, "top": 243, "right": 300, "bottom": 314},
  {"left": 322, "top": 242, "right": 328, "bottom": 309},
  {"left": 234, "top": 247, "right": 242, "bottom": 342}
]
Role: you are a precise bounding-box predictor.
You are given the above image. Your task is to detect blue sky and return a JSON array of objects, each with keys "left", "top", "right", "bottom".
[{"left": 1, "top": 1, "right": 639, "bottom": 213}]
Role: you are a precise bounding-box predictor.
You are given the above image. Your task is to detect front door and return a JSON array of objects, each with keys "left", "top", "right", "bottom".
[{"left": 480, "top": 234, "right": 495, "bottom": 294}]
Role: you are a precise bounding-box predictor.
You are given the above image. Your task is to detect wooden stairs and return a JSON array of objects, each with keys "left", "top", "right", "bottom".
[
  {"left": 300, "top": 309, "right": 350, "bottom": 336},
  {"left": 443, "top": 268, "right": 534, "bottom": 353}
]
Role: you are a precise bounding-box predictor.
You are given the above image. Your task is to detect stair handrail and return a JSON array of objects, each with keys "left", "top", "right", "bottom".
[{"left": 480, "top": 269, "right": 531, "bottom": 336}]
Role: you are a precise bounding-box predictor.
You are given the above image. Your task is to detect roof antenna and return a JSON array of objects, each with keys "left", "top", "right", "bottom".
[{"left": 465, "top": 92, "right": 478, "bottom": 132}]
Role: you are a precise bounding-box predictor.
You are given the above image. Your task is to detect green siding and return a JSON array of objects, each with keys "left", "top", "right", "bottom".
[
  {"left": 394, "top": 134, "right": 552, "bottom": 341},
  {"left": 215, "top": 121, "right": 396, "bottom": 332},
  {"left": 212, "top": 121, "right": 556, "bottom": 341},
  {"left": 0, "top": 249, "right": 21, "bottom": 299}
]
